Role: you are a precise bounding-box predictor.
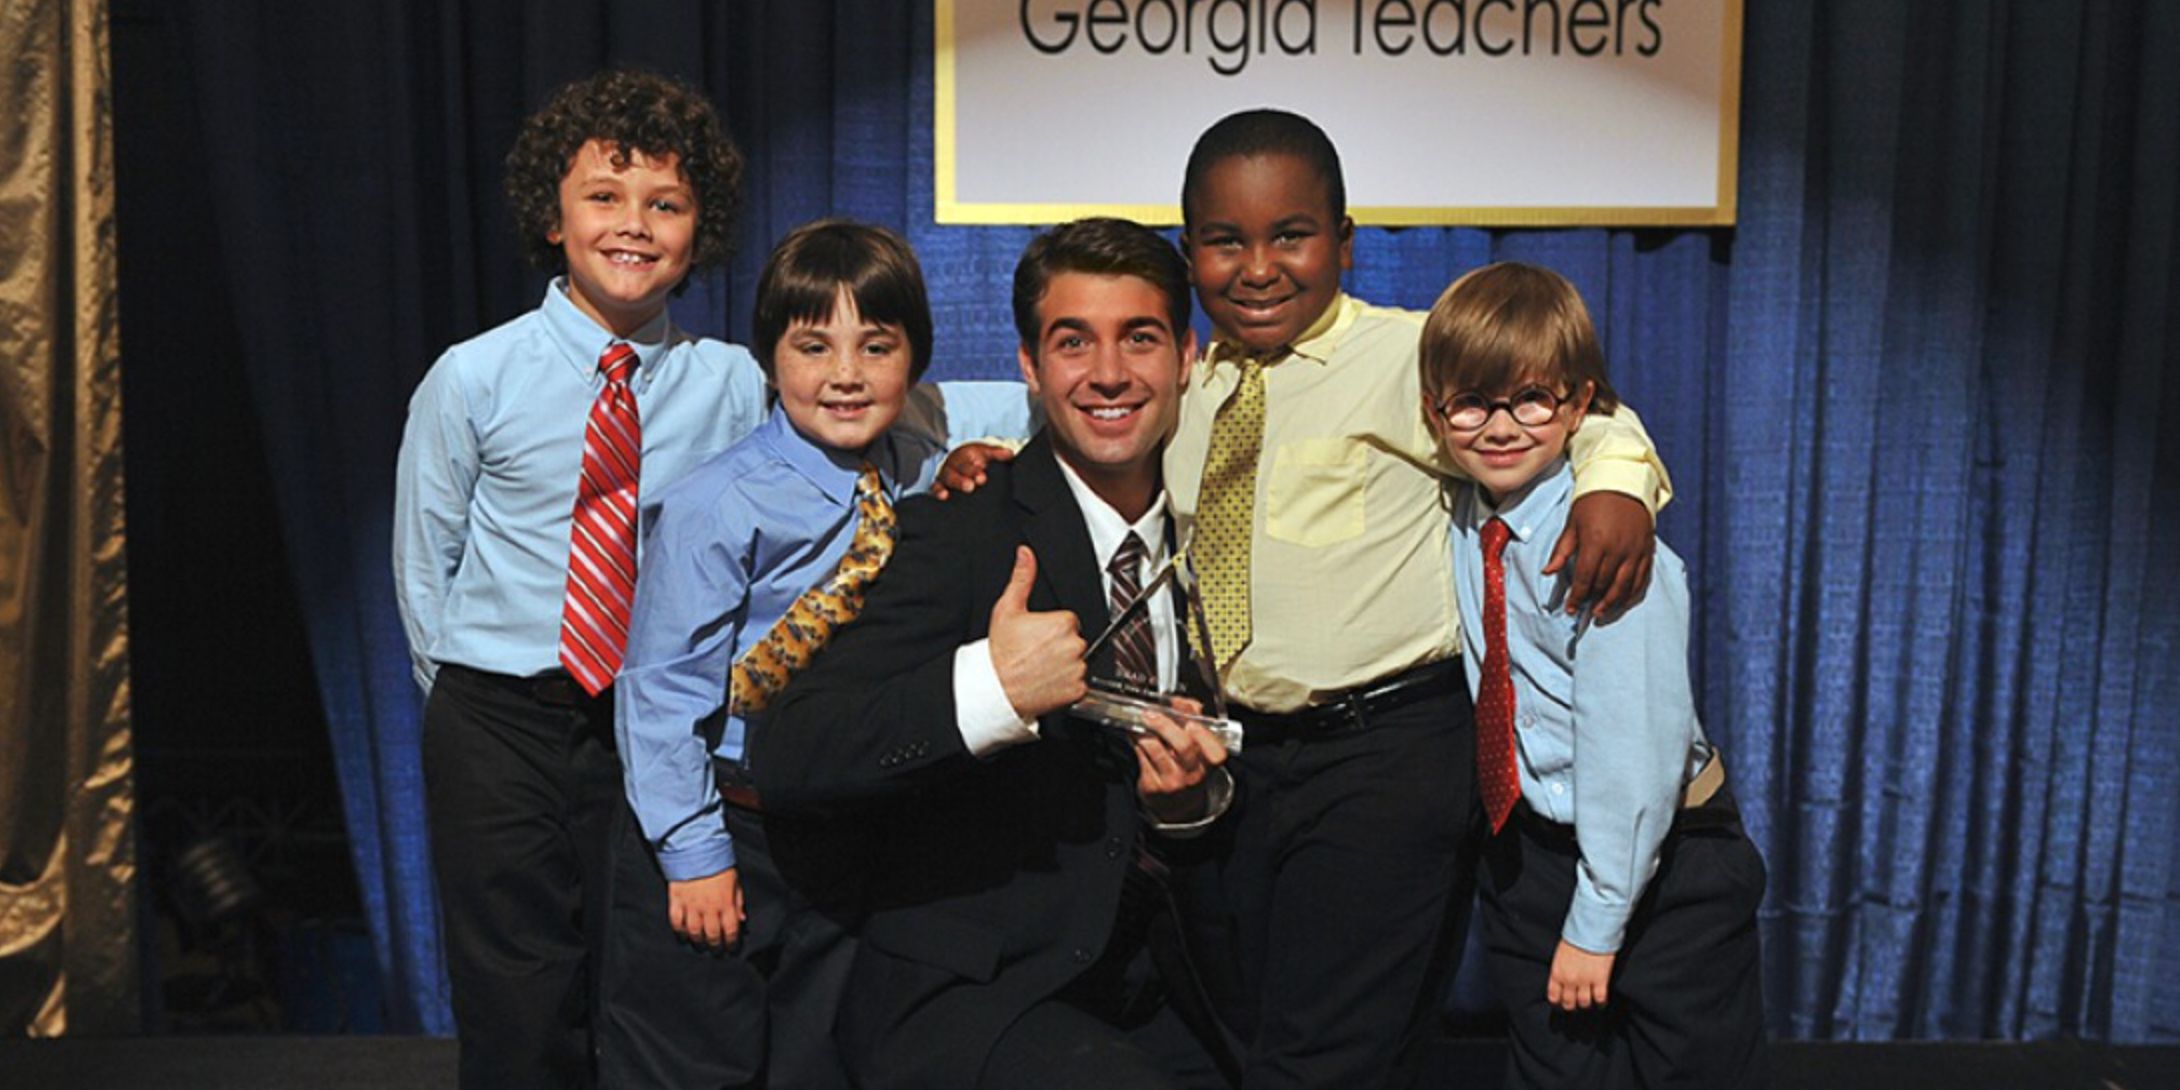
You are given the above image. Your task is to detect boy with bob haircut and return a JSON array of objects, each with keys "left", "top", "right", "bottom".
[
  {"left": 1422, "top": 262, "right": 1766, "bottom": 1089},
  {"left": 607, "top": 219, "right": 1029, "bottom": 1089}
]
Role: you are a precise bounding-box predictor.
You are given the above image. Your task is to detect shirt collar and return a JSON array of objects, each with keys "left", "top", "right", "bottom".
[
  {"left": 540, "top": 278, "right": 675, "bottom": 384},
  {"left": 1204, "top": 292, "right": 1355, "bottom": 371},
  {"left": 1465, "top": 458, "right": 1573, "bottom": 545},
  {"left": 1053, "top": 457, "right": 1170, "bottom": 572},
  {"left": 757, "top": 405, "right": 905, "bottom": 506}
]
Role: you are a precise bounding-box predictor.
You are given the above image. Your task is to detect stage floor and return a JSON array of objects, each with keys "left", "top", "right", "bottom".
[{"left": 4, "top": 1036, "right": 2178, "bottom": 1088}]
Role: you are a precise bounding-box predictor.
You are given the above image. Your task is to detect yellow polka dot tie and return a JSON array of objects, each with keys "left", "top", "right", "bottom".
[
  {"left": 1197, "top": 355, "right": 1266, "bottom": 666},
  {"left": 728, "top": 463, "right": 897, "bottom": 716}
]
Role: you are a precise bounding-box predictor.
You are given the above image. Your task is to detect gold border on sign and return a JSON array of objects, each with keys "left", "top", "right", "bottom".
[{"left": 935, "top": 1, "right": 1744, "bottom": 228}]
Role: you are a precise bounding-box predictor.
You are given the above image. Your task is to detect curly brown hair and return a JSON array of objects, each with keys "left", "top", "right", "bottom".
[{"left": 504, "top": 69, "right": 744, "bottom": 275}]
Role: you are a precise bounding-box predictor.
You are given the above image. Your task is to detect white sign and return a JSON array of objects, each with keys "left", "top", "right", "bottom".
[{"left": 936, "top": 0, "right": 1741, "bottom": 225}]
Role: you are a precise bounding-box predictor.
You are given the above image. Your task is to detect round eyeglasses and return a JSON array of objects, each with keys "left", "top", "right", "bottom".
[{"left": 1432, "top": 385, "right": 1570, "bottom": 432}]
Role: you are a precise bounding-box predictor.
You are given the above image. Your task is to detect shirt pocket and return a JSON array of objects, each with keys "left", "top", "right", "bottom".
[{"left": 1265, "top": 438, "right": 1367, "bottom": 548}]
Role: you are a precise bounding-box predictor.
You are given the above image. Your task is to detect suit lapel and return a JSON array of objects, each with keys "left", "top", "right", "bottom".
[{"left": 1011, "top": 433, "right": 1110, "bottom": 640}]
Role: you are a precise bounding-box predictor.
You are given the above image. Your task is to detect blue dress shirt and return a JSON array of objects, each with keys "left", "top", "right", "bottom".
[
  {"left": 1451, "top": 459, "right": 1714, "bottom": 954},
  {"left": 616, "top": 402, "right": 1032, "bottom": 882},
  {"left": 393, "top": 278, "right": 1034, "bottom": 694}
]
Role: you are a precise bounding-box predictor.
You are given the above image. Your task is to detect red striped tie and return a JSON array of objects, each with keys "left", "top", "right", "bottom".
[
  {"left": 559, "top": 343, "right": 641, "bottom": 696},
  {"left": 1477, "top": 517, "right": 1522, "bottom": 833}
]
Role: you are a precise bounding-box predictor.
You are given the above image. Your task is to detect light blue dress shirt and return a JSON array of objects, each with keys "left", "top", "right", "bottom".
[
  {"left": 393, "top": 278, "right": 1035, "bottom": 696},
  {"left": 617, "top": 401, "right": 1032, "bottom": 882},
  {"left": 1451, "top": 459, "right": 1713, "bottom": 954}
]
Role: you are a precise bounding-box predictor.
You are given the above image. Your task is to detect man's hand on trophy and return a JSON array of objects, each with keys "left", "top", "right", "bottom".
[{"left": 1133, "top": 697, "right": 1231, "bottom": 824}]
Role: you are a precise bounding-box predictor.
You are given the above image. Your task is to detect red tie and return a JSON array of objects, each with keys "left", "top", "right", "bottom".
[
  {"left": 559, "top": 343, "right": 641, "bottom": 696},
  {"left": 1477, "top": 517, "right": 1522, "bottom": 833}
]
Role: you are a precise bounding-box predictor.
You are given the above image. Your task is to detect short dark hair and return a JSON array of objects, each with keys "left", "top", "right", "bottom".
[
  {"left": 1181, "top": 108, "right": 1346, "bottom": 226},
  {"left": 751, "top": 219, "right": 934, "bottom": 382},
  {"left": 1011, "top": 218, "right": 1192, "bottom": 355},
  {"left": 1418, "top": 262, "right": 1621, "bottom": 414},
  {"left": 504, "top": 69, "right": 744, "bottom": 275}
]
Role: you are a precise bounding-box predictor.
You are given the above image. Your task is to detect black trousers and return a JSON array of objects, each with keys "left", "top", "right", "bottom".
[
  {"left": 1479, "top": 796, "right": 1769, "bottom": 1089},
  {"left": 1188, "top": 678, "right": 1478, "bottom": 1089},
  {"left": 598, "top": 783, "right": 868, "bottom": 1090},
  {"left": 422, "top": 665, "right": 621, "bottom": 1090}
]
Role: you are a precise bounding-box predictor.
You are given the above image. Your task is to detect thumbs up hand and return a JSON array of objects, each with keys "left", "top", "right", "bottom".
[{"left": 986, "top": 546, "right": 1087, "bottom": 720}]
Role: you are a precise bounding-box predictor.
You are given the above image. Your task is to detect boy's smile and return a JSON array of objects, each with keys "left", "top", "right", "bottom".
[
  {"left": 773, "top": 289, "right": 913, "bottom": 454},
  {"left": 553, "top": 139, "right": 697, "bottom": 337},
  {"left": 1183, "top": 152, "right": 1353, "bottom": 356}
]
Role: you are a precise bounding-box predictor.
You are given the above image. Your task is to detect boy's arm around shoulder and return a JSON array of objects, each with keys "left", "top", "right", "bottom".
[
  {"left": 1557, "top": 404, "right": 1674, "bottom": 616},
  {"left": 748, "top": 487, "right": 997, "bottom": 814},
  {"left": 1566, "top": 404, "right": 1672, "bottom": 516},
  {"left": 392, "top": 349, "right": 480, "bottom": 694}
]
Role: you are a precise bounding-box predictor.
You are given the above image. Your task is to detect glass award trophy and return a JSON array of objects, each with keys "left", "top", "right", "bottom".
[{"left": 1071, "top": 548, "right": 1244, "bottom": 754}]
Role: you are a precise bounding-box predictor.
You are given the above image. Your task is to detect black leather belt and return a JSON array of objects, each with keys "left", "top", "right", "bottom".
[
  {"left": 442, "top": 663, "right": 606, "bottom": 709},
  {"left": 1235, "top": 659, "right": 1465, "bottom": 744}
]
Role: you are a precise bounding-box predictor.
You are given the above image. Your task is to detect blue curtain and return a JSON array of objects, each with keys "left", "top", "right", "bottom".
[{"left": 164, "top": 1, "right": 2179, "bottom": 1039}]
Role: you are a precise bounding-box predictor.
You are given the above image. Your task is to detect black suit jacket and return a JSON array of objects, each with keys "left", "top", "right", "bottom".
[{"left": 751, "top": 433, "right": 1154, "bottom": 1090}]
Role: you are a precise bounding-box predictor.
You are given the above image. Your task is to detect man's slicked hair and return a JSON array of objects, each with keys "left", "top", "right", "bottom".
[
  {"left": 1181, "top": 108, "right": 1347, "bottom": 226},
  {"left": 1011, "top": 218, "right": 1191, "bottom": 355}
]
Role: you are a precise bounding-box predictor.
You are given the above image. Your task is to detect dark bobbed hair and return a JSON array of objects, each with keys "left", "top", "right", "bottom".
[
  {"left": 1181, "top": 108, "right": 1347, "bottom": 226},
  {"left": 1418, "top": 262, "right": 1622, "bottom": 415},
  {"left": 1011, "top": 218, "right": 1192, "bottom": 355},
  {"left": 751, "top": 219, "right": 934, "bottom": 381},
  {"left": 505, "top": 69, "right": 744, "bottom": 275}
]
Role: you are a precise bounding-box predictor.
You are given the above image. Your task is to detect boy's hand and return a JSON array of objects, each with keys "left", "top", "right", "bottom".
[
  {"left": 987, "top": 546, "right": 1087, "bottom": 719},
  {"left": 935, "top": 441, "right": 1017, "bottom": 500},
  {"left": 1548, "top": 940, "right": 1615, "bottom": 1011},
  {"left": 1131, "top": 697, "right": 1229, "bottom": 824},
  {"left": 668, "top": 868, "right": 744, "bottom": 951},
  {"left": 1546, "top": 492, "right": 1655, "bottom": 619}
]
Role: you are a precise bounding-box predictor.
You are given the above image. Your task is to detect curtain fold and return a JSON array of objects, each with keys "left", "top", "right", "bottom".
[
  {"left": 143, "top": 0, "right": 2179, "bottom": 1039},
  {"left": 0, "top": 0, "right": 139, "bottom": 1037}
]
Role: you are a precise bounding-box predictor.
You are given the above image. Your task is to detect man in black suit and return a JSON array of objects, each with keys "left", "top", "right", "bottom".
[{"left": 751, "top": 218, "right": 1235, "bottom": 1090}]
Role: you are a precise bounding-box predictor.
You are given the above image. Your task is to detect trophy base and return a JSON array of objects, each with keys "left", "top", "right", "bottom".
[{"left": 1071, "top": 687, "right": 1244, "bottom": 754}]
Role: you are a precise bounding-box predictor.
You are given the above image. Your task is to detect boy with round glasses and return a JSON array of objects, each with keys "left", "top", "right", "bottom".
[{"left": 1422, "top": 262, "right": 1768, "bottom": 1089}]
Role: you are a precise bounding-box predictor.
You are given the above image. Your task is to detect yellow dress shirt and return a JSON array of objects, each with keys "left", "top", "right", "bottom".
[{"left": 1165, "top": 293, "right": 1672, "bottom": 713}]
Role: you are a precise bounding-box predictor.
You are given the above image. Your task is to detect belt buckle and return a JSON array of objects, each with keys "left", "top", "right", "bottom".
[{"left": 1323, "top": 690, "right": 1368, "bottom": 734}]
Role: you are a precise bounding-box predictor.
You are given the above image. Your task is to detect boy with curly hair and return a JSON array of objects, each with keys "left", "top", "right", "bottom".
[
  {"left": 394, "top": 71, "right": 1027, "bottom": 1087},
  {"left": 394, "top": 68, "right": 760, "bottom": 1088}
]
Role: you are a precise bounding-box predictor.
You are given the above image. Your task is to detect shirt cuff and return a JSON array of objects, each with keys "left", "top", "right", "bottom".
[
  {"left": 954, "top": 639, "right": 1041, "bottom": 757},
  {"left": 1561, "top": 886, "right": 1634, "bottom": 955},
  {"left": 1146, "top": 766, "right": 1235, "bottom": 837},
  {"left": 656, "top": 834, "right": 738, "bottom": 883}
]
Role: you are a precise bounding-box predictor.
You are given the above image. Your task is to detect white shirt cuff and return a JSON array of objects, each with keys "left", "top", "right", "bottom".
[{"left": 954, "top": 639, "right": 1041, "bottom": 757}]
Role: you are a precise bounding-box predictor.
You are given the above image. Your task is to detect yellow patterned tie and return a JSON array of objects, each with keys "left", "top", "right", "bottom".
[
  {"left": 728, "top": 463, "right": 898, "bottom": 716},
  {"left": 1196, "top": 355, "right": 1266, "bottom": 665}
]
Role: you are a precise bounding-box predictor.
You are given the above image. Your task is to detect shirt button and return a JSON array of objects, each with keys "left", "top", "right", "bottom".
[{"left": 1552, "top": 782, "right": 1567, "bottom": 796}]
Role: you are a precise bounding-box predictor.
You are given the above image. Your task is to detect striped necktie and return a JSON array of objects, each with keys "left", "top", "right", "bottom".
[
  {"left": 729, "top": 463, "right": 899, "bottom": 716},
  {"left": 559, "top": 342, "right": 641, "bottom": 696},
  {"left": 1106, "top": 531, "right": 1156, "bottom": 693}
]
